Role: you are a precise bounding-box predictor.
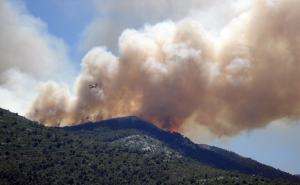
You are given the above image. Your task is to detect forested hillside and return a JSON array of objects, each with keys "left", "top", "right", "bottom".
[{"left": 0, "top": 108, "right": 298, "bottom": 185}]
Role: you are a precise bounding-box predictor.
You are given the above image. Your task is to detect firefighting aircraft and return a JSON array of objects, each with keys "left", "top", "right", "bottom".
[{"left": 88, "top": 83, "right": 98, "bottom": 89}]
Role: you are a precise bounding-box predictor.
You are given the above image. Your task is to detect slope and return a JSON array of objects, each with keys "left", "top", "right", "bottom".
[
  {"left": 67, "top": 116, "right": 297, "bottom": 181},
  {"left": 0, "top": 108, "right": 298, "bottom": 185}
]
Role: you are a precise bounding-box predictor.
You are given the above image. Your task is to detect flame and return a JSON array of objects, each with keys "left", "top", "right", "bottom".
[{"left": 169, "top": 127, "right": 179, "bottom": 133}]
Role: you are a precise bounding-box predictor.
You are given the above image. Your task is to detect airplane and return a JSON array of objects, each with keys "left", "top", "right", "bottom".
[{"left": 88, "top": 83, "right": 98, "bottom": 89}]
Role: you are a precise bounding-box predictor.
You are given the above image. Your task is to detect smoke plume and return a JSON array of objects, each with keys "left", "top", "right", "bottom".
[
  {"left": 28, "top": 0, "right": 300, "bottom": 137},
  {"left": 0, "top": 0, "right": 72, "bottom": 114}
]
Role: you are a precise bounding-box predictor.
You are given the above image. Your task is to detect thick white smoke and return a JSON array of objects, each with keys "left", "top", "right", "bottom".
[
  {"left": 27, "top": 0, "right": 300, "bottom": 137},
  {"left": 0, "top": 0, "right": 72, "bottom": 114},
  {"left": 81, "top": 0, "right": 250, "bottom": 52}
]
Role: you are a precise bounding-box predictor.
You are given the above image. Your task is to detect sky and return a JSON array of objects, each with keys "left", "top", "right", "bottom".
[{"left": 0, "top": 0, "right": 299, "bottom": 174}]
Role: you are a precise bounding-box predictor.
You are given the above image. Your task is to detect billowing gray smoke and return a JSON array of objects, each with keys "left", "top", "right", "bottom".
[{"left": 28, "top": 0, "right": 300, "bottom": 137}]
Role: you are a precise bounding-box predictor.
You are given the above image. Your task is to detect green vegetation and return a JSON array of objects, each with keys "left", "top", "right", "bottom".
[{"left": 0, "top": 108, "right": 298, "bottom": 185}]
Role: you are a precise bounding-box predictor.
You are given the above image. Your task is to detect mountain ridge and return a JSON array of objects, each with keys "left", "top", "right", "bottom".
[
  {"left": 1, "top": 108, "right": 299, "bottom": 184},
  {"left": 66, "top": 116, "right": 297, "bottom": 181}
]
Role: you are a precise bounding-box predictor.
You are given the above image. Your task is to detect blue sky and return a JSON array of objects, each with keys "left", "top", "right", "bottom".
[
  {"left": 1, "top": 0, "right": 299, "bottom": 175},
  {"left": 23, "top": 0, "right": 93, "bottom": 64},
  {"left": 212, "top": 121, "right": 300, "bottom": 175}
]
